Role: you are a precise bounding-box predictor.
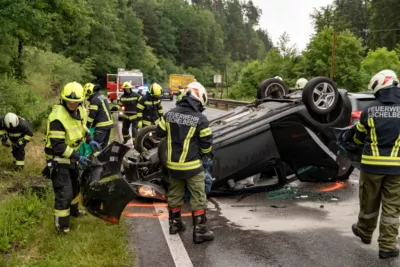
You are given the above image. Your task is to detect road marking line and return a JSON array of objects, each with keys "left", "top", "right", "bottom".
[{"left": 154, "top": 202, "right": 194, "bottom": 267}]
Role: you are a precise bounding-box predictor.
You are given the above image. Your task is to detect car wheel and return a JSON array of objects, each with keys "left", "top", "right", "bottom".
[
  {"left": 302, "top": 77, "right": 339, "bottom": 115},
  {"left": 257, "top": 78, "right": 289, "bottom": 99},
  {"left": 135, "top": 125, "right": 161, "bottom": 153}
]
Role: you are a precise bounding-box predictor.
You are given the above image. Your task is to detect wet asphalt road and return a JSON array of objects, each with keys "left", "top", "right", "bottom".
[{"left": 120, "top": 99, "right": 400, "bottom": 267}]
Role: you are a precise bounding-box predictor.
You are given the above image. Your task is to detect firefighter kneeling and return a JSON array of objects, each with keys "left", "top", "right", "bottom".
[
  {"left": 44, "top": 82, "right": 101, "bottom": 234},
  {"left": 0, "top": 113, "right": 33, "bottom": 171},
  {"left": 156, "top": 81, "right": 214, "bottom": 244}
]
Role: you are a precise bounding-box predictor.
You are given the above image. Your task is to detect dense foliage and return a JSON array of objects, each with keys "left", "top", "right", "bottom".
[{"left": 0, "top": 0, "right": 400, "bottom": 105}]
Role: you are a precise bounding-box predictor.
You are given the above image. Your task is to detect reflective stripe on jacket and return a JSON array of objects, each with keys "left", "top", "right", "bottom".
[
  {"left": 87, "top": 92, "right": 113, "bottom": 129},
  {"left": 354, "top": 94, "right": 400, "bottom": 174},
  {"left": 156, "top": 97, "right": 213, "bottom": 179},
  {"left": 44, "top": 104, "right": 90, "bottom": 166}
]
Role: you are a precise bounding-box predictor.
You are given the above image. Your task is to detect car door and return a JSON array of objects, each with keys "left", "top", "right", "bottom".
[{"left": 270, "top": 121, "right": 339, "bottom": 182}]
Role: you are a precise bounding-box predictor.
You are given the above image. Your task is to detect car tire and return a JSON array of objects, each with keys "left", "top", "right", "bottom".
[
  {"left": 135, "top": 125, "right": 160, "bottom": 153},
  {"left": 302, "top": 77, "right": 339, "bottom": 115},
  {"left": 257, "top": 78, "right": 289, "bottom": 99}
]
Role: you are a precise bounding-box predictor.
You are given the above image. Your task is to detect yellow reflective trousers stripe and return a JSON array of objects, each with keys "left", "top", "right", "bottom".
[{"left": 368, "top": 118, "right": 379, "bottom": 156}]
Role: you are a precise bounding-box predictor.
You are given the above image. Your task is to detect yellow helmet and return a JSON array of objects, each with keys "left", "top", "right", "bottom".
[
  {"left": 61, "top": 82, "right": 85, "bottom": 103},
  {"left": 150, "top": 83, "right": 163, "bottom": 96},
  {"left": 122, "top": 81, "right": 133, "bottom": 91},
  {"left": 83, "top": 83, "right": 95, "bottom": 96}
]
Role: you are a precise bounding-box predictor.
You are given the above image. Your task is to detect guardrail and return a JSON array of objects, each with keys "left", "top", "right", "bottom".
[{"left": 207, "top": 98, "right": 251, "bottom": 110}]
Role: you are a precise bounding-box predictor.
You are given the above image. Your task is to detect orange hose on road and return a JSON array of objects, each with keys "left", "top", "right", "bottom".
[{"left": 123, "top": 211, "right": 192, "bottom": 218}]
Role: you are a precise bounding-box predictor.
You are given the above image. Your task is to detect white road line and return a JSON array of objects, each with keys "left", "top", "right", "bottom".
[{"left": 154, "top": 202, "right": 194, "bottom": 267}]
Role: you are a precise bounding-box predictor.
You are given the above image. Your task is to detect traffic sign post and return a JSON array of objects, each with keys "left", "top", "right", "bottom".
[{"left": 214, "top": 74, "right": 222, "bottom": 98}]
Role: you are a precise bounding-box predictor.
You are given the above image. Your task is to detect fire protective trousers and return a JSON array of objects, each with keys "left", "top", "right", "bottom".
[
  {"left": 11, "top": 143, "right": 26, "bottom": 167},
  {"left": 122, "top": 118, "right": 138, "bottom": 143},
  {"left": 356, "top": 170, "right": 400, "bottom": 252},
  {"left": 94, "top": 128, "right": 111, "bottom": 149},
  {"left": 167, "top": 171, "right": 207, "bottom": 211},
  {"left": 50, "top": 167, "right": 81, "bottom": 229}
]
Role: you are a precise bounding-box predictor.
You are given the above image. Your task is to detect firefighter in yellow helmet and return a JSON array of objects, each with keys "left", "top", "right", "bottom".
[
  {"left": 136, "top": 83, "right": 164, "bottom": 129},
  {"left": 44, "top": 82, "right": 101, "bottom": 234},
  {"left": 83, "top": 82, "right": 113, "bottom": 149},
  {"left": 111, "top": 81, "right": 140, "bottom": 144}
]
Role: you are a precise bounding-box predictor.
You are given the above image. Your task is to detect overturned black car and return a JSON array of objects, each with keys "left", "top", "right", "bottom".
[
  {"left": 121, "top": 76, "right": 355, "bottom": 201},
  {"left": 79, "top": 76, "right": 355, "bottom": 223}
]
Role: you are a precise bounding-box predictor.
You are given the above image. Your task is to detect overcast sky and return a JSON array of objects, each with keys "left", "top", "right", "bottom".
[{"left": 252, "top": 0, "right": 334, "bottom": 51}]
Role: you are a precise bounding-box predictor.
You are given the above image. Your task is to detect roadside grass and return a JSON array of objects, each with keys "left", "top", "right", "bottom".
[{"left": 0, "top": 130, "right": 134, "bottom": 266}]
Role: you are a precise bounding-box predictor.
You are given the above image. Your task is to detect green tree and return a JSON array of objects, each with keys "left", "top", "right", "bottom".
[
  {"left": 298, "top": 26, "right": 364, "bottom": 91},
  {"left": 360, "top": 47, "right": 400, "bottom": 83}
]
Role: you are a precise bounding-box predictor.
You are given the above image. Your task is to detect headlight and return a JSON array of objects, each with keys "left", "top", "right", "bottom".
[{"left": 135, "top": 185, "right": 166, "bottom": 200}]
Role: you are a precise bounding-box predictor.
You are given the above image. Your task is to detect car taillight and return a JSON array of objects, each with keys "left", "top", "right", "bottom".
[{"left": 350, "top": 110, "right": 362, "bottom": 125}]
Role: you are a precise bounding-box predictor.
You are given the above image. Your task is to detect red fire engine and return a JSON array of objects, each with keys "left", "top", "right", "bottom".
[{"left": 106, "top": 68, "right": 144, "bottom": 101}]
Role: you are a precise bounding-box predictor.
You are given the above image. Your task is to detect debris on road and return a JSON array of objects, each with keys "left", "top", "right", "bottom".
[{"left": 271, "top": 205, "right": 286, "bottom": 208}]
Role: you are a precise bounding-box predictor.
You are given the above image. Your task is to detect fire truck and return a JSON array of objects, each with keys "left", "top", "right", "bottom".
[{"left": 106, "top": 68, "right": 144, "bottom": 101}]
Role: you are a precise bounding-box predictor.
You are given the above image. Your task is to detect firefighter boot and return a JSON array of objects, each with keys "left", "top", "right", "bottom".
[
  {"left": 70, "top": 203, "right": 87, "bottom": 217},
  {"left": 55, "top": 216, "right": 70, "bottom": 234},
  {"left": 379, "top": 248, "right": 399, "bottom": 259},
  {"left": 168, "top": 207, "right": 186, "bottom": 235},
  {"left": 192, "top": 209, "right": 214, "bottom": 244}
]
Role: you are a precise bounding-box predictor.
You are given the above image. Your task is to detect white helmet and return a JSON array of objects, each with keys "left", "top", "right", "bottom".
[
  {"left": 4, "top": 113, "right": 19, "bottom": 128},
  {"left": 186, "top": 82, "right": 208, "bottom": 106},
  {"left": 368, "top": 69, "right": 399, "bottom": 94},
  {"left": 295, "top": 78, "right": 308, "bottom": 89},
  {"left": 274, "top": 76, "right": 283, "bottom": 81}
]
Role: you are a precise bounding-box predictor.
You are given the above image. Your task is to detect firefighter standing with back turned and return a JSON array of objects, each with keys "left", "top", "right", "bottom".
[
  {"left": 111, "top": 81, "right": 140, "bottom": 144},
  {"left": 0, "top": 113, "right": 33, "bottom": 171},
  {"left": 44, "top": 82, "right": 101, "bottom": 234},
  {"left": 347, "top": 69, "right": 400, "bottom": 259},
  {"left": 156, "top": 81, "right": 214, "bottom": 244},
  {"left": 84, "top": 83, "right": 113, "bottom": 150},
  {"left": 137, "top": 83, "right": 164, "bottom": 129}
]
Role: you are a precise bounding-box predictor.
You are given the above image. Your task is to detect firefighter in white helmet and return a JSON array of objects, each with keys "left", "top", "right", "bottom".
[
  {"left": 156, "top": 81, "right": 214, "bottom": 244},
  {"left": 295, "top": 78, "right": 308, "bottom": 89},
  {"left": 345, "top": 69, "right": 400, "bottom": 259},
  {"left": 0, "top": 112, "right": 33, "bottom": 171}
]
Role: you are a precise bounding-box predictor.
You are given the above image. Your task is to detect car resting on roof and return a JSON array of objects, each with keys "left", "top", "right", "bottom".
[{"left": 78, "top": 76, "right": 354, "bottom": 223}]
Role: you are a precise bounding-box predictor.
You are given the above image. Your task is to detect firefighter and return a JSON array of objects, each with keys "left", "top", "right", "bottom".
[
  {"left": 347, "top": 69, "right": 400, "bottom": 259},
  {"left": 44, "top": 81, "right": 101, "bottom": 234},
  {"left": 0, "top": 113, "right": 33, "bottom": 171},
  {"left": 155, "top": 81, "right": 214, "bottom": 244},
  {"left": 137, "top": 83, "right": 164, "bottom": 129},
  {"left": 111, "top": 81, "right": 140, "bottom": 144},
  {"left": 84, "top": 83, "right": 113, "bottom": 150}
]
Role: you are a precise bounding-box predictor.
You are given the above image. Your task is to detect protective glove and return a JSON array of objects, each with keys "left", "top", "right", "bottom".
[
  {"left": 89, "top": 140, "right": 101, "bottom": 152},
  {"left": 79, "top": 156, "right": 91, "bottom": 166},
  {"left": 138, "top": 120, "right": 143, "bottom": 129},
  {"left": 2, "top": 140, "right": 10, "bottom": 147},
  {"left": 111, "top": 106, "right": 118, "bottom": 111}
]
